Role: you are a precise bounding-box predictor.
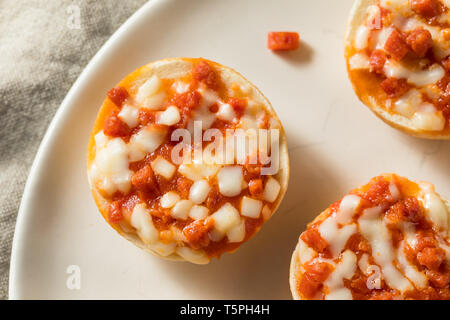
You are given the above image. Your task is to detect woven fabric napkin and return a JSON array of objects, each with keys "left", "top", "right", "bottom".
[{"left": 0, "top": 0, "right": 146, "bottom": 299}]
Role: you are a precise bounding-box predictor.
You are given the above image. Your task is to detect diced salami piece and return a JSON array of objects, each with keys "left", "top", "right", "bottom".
[
  {"left": 108, "top": 200, "right": 123, "bottom": 223},
  {"left": 411, "top": 0, "right": 441, "bottom": 18},
  {"left": 369, "top": 50, "right": 387, "bottom": 73},
  {"left": 384, "top": 29, "right": 409, "bottom": 61},
  {"left": 406, "top": 28, "right": 433, "bottom": 57},
  {"left": 193, "top": 61, "right": 219, "bottom": 89},
  {"left": 107, "top": 87, "right": 129, "bottom": 107},
  {"left": 267, "top": 32, "right": 300, "bottom": 51},
  {"left": 380, "top": 77, "right": 410, "bottom": 98}
]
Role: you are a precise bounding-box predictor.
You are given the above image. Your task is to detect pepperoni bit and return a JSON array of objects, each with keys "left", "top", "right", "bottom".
[
  {"left": 380, "top": 77, "right": 410, "bottom": 98},
  {"left": 298, "top": 261, "right": 333, "bottom": 299},
  {"left": 267, "top": 32, "right": 300, "bottom": 51},
  {"left": 248, "top": 179, "right": 263, "bottom": 196},
  {"left": 406, "top": 28, "right": 433, "bottom": 57},
  {"left": 346, "top": 233, "right": 370, "bottom": 254},
  {"left": 193, "top": 61, "right": 219, "bottom": 89},
  {"left": 417, "top": 247, "right": 446, "bottom": 270},
  {"left": 183, "top": 219, "right": 214, "bottom": 249},
  {"left": 176, "top": 176, "right": 193, "bottom": 199},
  {"left": 384, "top": 29, "right": 409, "bottom": 61},
  {"left": 300, "top": 228, "right": 328, "bottom": 253},
  {"left": 349, "top": 277, "right": 373, "bottom": 298},
  {"left": 227, "top": 97, "right": 247, "bottom": 117},
  {"left": 411, "top": 0, "right": 441, "bottom": 18},
  {"left": 131, "top": 165, "right": 158, "bottom": 194},
  {"left": 369, "top": 50, "right": 387, "bottom": 74},
  {"left": 363, "top": 177, "right": 392, "bottom": 206},
  {"left": 171, "top": 91, "right": 202, "bottom": 110},
  {"left": 107, "top": 86, "right": 129, "bottom": 107},
  {"left": 103, "top": 113, "right": 132, "bottom": 137},
  {"left": 138, "top": 109, "right": 155, "bottom": 126},
  {"left": 108, "top": 200, "right": 123, "bottom": 223},
  {"left": 416, "top": 230, "right": 438, "bottom": 251},
  {"left": 426, "top": 270, "right": 450, "bottom": 288},
  {"left": 385, "top": 197, "right": 424, "bottom": 224}
]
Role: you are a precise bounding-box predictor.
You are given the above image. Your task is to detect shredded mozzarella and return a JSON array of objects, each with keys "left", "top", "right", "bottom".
[
  {"left": 189, "top": 180, "right": 211, "bottom": 204},
  {"left": 131, "top": 204, "right": 159, "bottom": 244},
  {"left": 217, "top": 166, "right": 244, "bottom": 197},
  {"left": 240, "top": 196, "right": 263, "bottom": 219},
  {"left": 118, "top": 104, "right": 139, "bottom": 128}
]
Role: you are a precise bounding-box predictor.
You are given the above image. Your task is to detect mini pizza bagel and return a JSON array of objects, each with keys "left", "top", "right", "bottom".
[
  {"left": 345, "top": 0, "right": 450, "bottom": 139},
  {"left": 290, "top": 174, "right": 450, "bottom": 300},
  {"left": 87, "top": 58, "right": 289, "bottom": 264}
]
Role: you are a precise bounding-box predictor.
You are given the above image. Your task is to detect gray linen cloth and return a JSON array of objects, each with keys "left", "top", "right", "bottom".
[{"left": 0, "top": 0, "right": 147, "bottom": 299}]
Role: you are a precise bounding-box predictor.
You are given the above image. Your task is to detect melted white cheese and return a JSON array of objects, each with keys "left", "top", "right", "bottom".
[
  {"left": 157, "top": 106, "right": 181, "bottom": 126},
  {"left": 226, "top": 219, "right": 246, "bottom": 243},
  {"left": 355, "top": 25, "right": 371, "bottom": 50},
  {"left": 383, "top": 60, "right": 445, "bottom": 87},
  {"left": 210, "top": 203, "right": 241, "bottom": 235},
  {"left": 90, "top": 137, "right": 132, "bottom": 196},
  {"left": 240, "top": 196, "right": 263, "bottom": 219},
  {"left": 118, "top": 104, "right": 139, "bottom": 128},
  {"left": 151, "top": 156, "right": 176, "bottom": 180},
  {"left": 349, "top": 53, "right": 370, "bottom": 70},
  {"left": 171, "top": 200, "right": 194, "bottom": 220},
  {"left": 217, "top": 166, "right": 244, "bottom": 197},
  {"left": 264, "top": 177, "right": 281, "bottom": 203},
  {"left": 412, "top": 107, "right": 446, "bottom": 132},
  {"left": 394, "top": 89, "right": 422, "bottom": 118},
  {"left": 418, "top": 182, "right": 449, "bottom": 236},
  {"left": 397, "top": 241, "right": 428, "bottom": 289},
  {"left": 189, "top": 205, "right": 209, "bottom": 220},
  {"left": 298, "top": 240, "right": 317, "bottom": 265},
  {"left": 178, "top": 162, "right": 221, "bottom": 181},
  {"left": 128, "top": 125, "right": 167, "bottom": 162},
  {"left": 136, "top": 75, "right": 166, "bottom": 110},
  {"left": 319, "top": 218, "right": 357, "bottom": 257},
  {"left": 216, "top": 102, "right": 236, "bottom": 122},
  {"left": 324, "top": 250, "right": 357, "bottom": 300},
  {"left": 189, "top": 180, "right": 211, "bottom": 204},
  {"left": 372, "top": 27, "right": 395, "bottom": 50},
  {"left": 131, "top": 204, "right": 159, "bottom": 244},
  {"left": 336, "top": 195, "right": 361, "bottom": 224},
  {"left": 358, "top": 206, "right": 413, "bottom": 292},
  {"left": 160, "top": 191, "right": 180, "bottom": 208}
]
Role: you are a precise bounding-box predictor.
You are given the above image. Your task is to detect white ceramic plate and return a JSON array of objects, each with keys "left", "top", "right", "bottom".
[{"left": 9, "top": 0, "right": 450, "bottom": 299}]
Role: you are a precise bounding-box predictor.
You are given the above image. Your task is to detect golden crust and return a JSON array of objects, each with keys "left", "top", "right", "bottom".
[
  {"left": 289, "top": 173, "right": 449, "bottom": 300},
  {"left": 87, "top": 58, "right": 290, "bottom": 264},
  {"left": 344, "top": 0, "right": 450, "bottom": 140}
]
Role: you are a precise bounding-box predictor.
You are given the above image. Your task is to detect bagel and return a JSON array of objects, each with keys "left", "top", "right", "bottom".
[
  {"left": 87, "top": 58, "right": 289, "bottom": 264},
  {"left": 290, "top": 173, "right": 449, "bottom": 300},
  {"left": 345, "top": 0, "right": 450, "bottom": 139}
]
